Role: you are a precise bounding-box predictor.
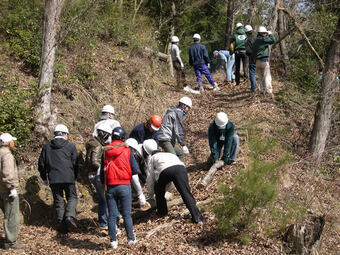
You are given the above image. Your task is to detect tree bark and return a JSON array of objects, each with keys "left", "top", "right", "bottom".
[
  {"left": 167, "top": 0, "right": 176, "bottom": 77},
  {"left": 133, "top": 0, "right": 144, "bottom": 24},
  {"left": 246, "top": 0, "right": 256, "bottom": 25},
  {"left": 277, "top": 0, "right": 289, "bottom": 73},
  {"left": 199, "top": 160, "right": 225, "bottom": 187},
  {"left": 35, "top": 0, "right": 65, "bottom": 138},
  {"left": 224, "top": 0, "right": 234, "bottom": 49},
  {"left": 309, "top": 18, "right": 340, "bottom": 163}
]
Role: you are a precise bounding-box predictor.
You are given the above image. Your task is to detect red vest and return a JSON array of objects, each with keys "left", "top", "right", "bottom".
[{"left": 104, "top": 140, "right": 132, "bottom": 185}]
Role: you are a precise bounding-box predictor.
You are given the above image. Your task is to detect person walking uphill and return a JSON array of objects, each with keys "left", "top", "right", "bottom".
[
  {"left": 0, "top": 133, "right": 24, "bottom": 250},
  {"left": 101, "top": 127, "right": 146, "bottom": 249},
  {"left": 158, "top": 96, "right": 192, "bottom": 161},
  {"left": 38, "top": 124, "right": 78, "bottom": 233},
  {"left": 189, "top": 33, "right": 220, "bottom": 91},
  {"left": 231, "top": 23, "right": 248, "bottom": 85},
  {"left": 93, "top": 105, "right": 120, "bottom": 138},
  {"left": 143, "top": 139, "right": 203, "bottom": 224},
  {"left": 208, "top": 112, "right": 240, "bottom": 165},
  {"left": 245, "top": 25, "right": 257, "bottom": 93},
  {"left": 252, "top": 26, "right": 275, "bottom": 99}
]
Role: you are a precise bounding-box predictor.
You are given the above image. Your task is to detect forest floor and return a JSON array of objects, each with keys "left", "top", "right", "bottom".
[{"left": 0, "top": 70, "right": 339, "bottom": 255}]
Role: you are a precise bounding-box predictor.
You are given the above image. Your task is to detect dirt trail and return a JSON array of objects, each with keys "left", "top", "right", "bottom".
[{"left": 0, "top": 72, "right": 337, "bottom": 254}]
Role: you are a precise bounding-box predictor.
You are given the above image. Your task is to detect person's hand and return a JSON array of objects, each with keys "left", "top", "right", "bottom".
[
  {"left": 9, "top": 189, "right": 17, "bottom": 198},
  {"left": 181, "top": 63, "right": 184, "bottom": 69},
  {"left": 268, "top": 31, "right": 272, "bottom": 35},
  {"left": 182, "top": 146, "right": 189, "bottom": 154},
  {"left": 43, "top": 180, "right": 49, "bottom": 186},
  {"left": 207, "top": 63, "right": 211, "bottom": 69},
  {"left": 138, "top": 194, "right": 146, "bottom": 206}
]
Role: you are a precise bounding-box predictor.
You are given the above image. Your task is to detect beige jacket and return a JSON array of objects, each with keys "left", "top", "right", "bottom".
[{"left": 0, "top": 147, "right": 19, "bottom": 193}]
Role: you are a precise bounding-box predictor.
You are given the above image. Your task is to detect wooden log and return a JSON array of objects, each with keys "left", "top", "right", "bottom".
[
  {"left": 278, "top": 7, "right": 324, "bottom": 67},
  {"left": 199, "top": 160, "right": 225, "bottom": 188},
  {"left": 144, "top": 47, "right": 170, "bottom": 62}
]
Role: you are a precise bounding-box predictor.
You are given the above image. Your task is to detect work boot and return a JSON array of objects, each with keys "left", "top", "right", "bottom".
[
  {"left": 213, "top": 86, "right": 220, "bottom": 91},
  {"left": 128, "top": 239, "right": 138, "bottom": 246},
  {"left": 65, "top": 216, "right": 77, "bottom": 232},
  {"left": 4, "top": 241, "right": 25, "bottom": 250}
]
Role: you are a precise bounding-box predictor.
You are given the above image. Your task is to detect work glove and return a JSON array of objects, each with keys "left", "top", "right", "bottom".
[
  {"left": 268, "top": 31, "right": 272, "bottom": 35},
  {"left": 182, "top": 146, "right": 189, "bottom": 154},
  {"left": 43, "top": 180, "right": 49, "bottom": 186},
  {"left": 9, "top": 189, "right": 18, "bottom": 198},
  {"left": 207, "top": 63, "right": 211, "bottom": 69},
  {"left": 138, "top": 194, "right": 146, "bottom": 206}
]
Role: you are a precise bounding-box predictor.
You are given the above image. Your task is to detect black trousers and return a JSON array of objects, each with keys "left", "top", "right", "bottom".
[
  {"left": 154, "top": 165, "right": 203, "bottom": 223},
  {"left": 235, "top": 51, "right": 248, "bottom": 85},
  {"left": 50, "top": 183, "right": 78, "bottom": 223}
]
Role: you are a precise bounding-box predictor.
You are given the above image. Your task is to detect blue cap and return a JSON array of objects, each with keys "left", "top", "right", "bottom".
[{"left": 213, "top": 50, "right": 218, "bottom": 56}]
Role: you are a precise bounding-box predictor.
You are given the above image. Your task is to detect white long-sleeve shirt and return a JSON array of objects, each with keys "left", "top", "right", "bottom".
[
  {"left": 171, "top": 44, "right": 184, "bottom": 67},
  {"left": 146, "top": 152, "right": 184, "bottom": 196}
]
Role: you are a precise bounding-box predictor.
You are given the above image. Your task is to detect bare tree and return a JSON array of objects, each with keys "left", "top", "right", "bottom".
[
  {"left": 224, "top": 0, "right": 234, "bottom": 49},
  {"left": 133, "top": 0, "right": 144, "bottom": 23},
  {"left": 269, "top": 0, "right": 279, "bottom": 32},
  {"left": 309, "top": 18, "right": 340, "bottom": 163},
  {"left": 35, "top": 0, "right": 65, "bottom": 138},
  {"left": 277, "top": 0, "right": 289, "bottom": 73},
  {"left": 167, "top": 0, "right": 176, "bottom": 77},
  {"left": 246, "top": 0, "right": 257, "bottom": 25}
]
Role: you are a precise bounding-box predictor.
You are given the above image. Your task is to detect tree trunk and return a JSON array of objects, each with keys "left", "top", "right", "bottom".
[
  {"left": 224, "top": 0, "right": 234, "bottom": 49},
  {"left": 277, "top": 0, "right": 289, "bottom": 73},
  {"left": 167, "top": 0, "right": 176, "bottom": 77},
  {"left": 269, "top": 0, "right": 279, "bottom": 32},
  {"left": 309, "top": 18, "right": 340, "bottom": 163},
  {"left": 246, "top": 0, "right": 256, "bottom": 25},
  {"left": 35, "top": 0, "right": 65, "bottom": 138}
]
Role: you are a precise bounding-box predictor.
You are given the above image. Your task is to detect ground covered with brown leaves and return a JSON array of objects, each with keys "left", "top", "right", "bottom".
[{"left": 1, "top": 69, "right": 339, "bottom": 254}]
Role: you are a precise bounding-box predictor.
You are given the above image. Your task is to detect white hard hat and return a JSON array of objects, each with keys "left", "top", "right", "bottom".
[
  {"left": 215, "top": 112, "right": 228, "bottom": 127},
  {"left": 193, "top": 33, "right": 201, "bottom": 40},
  {"left": 245, "top": 25, "right": 253, "bottom": 32},
  {"left": 0, "top": 133, "right": 17, "bottom": 145},
  {"left": 179, "top": 96, "right": 192, "bottom": 108},
  {"left": 236, "top": 22, "right": 243, "bottom": 28},
  {"left": 258, "top": 26, "right": 268, "bottom": 33},
  {"left": 171, "top": 36, "right": 179, "bottom": 43},
  {"left": 102, "top": 105, "right": 115, "bottom": 114},
  {"left": 142, "top": 139, "right": 158, "bottom": 155},
  {"left": 125, "top": 138, "right": 142, "bottom": 156},
  {"left": 97, "top": 122, "right": 113, "bottom": 134},
  {"left": 54, "top": 124, "right": 69, "bottom": 134}
]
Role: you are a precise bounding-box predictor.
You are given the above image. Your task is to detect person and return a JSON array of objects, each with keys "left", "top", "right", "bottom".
[
  {"left": 245, "top": 25, "right": 256, "bottom": 93},
  {"left": 0, "top": 133, "right": 24, "bottom": 250},
  {"left": 38, "top": 124, "right": 78, "bottom": 233},
  {"left": 189, "top": 33, "right": 220, "bottom": 91},
  {"left": 93, "top": 105, "right": 120, "bottom": 138},
  {"left": 231, "top": 23, "right": 248, "bottom": 85},
  {"left": 252, "top": 26, "right": 275, "bottom": 99},
  {"left": 158, "top": 96, "right": 192, "bottom": 161},
  {"left": 125, "top": 138, "right": 146, "bottom": 184},
  {"left": 213, "top": 50, "right": 235, "bottom": 83},
  {"left": 101, "top": 127, "right": 146, "bottom": 249},
  {"left": 208, "top": 112, "right": 239, "bottom": 165},
  {"left": 129, "top": 115, "right": 162, "bottom": 145},
  {"left": 85, "top": 122, "right": 113, "bottom": 229},
  {"left": 143, "top": 139, "right": 203, "bottom": 224}
]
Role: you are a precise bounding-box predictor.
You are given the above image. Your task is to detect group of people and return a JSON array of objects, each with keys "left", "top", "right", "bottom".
[{"left": 171, "top": 23, "right": 275, "bottom": 99}]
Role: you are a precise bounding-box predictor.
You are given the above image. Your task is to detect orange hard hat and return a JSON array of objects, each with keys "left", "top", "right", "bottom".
[{"left": 149, "top": 115, "right": 162, "bottom": 131}]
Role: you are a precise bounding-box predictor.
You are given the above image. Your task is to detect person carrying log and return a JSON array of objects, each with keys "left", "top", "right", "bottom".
[
  {"left": 208, "top": 112, "right": 239, "bottom": 166},
  {"left": 142, "top": 139, "right": 203, "bottom": 224}
]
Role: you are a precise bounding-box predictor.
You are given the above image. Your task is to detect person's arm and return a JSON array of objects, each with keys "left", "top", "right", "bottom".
[
  {"left": 222, "top": 124, "right": 235, "bottom": 163},
  {"left": 130, "top": 148, "right": 141, "bottom": 175},
  {"left": 208, "top": 123, "right": 219, "bottom": 163},
  {"left": 1, "top": 152, "right": 18, "bottom": 190},
  {"left": 203, "top": 45, "right": 210, "bottom": 64},
  {"left": 91, "top": 145, "right": 102, "bottom": 170},
  {"left": 174, "top": 46, "right": 184, "bottom": 68},
  {"left": 189, "top": 47, "right": 193, "bottom": 66},
  {"left": 38, "top": 147, "right": 47, "bottom": 181},
  {"left": 263, "top": 34, "right": 275, "bottom": 44},
  {"left": 174, "top": 111, "right": 186, "bottom": 146}
]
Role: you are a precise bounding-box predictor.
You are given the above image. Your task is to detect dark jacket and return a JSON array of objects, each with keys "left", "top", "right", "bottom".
[
  {"left": 231, "top": 28, "right": 247, "bottom": 51},
  {"left": 85, "top": 138, "right": 103, "bottom": 174},
  {"left": 189, "top": 42, "right": 210, "bottom": 67},
  {"left": 129, "top": 122, "right": 159, "bottom": 144},
  {"left": 208, "top": 120, "right": 234, "bottom": 163},
  {"left": 245, "top": 33, "right": 256, "bottom": 64},
  {"left": 158, "top": 107, "right": 186, "bottom": 146},
  {"left": 252, "top": 34, "right": 275, "bottom": 59},
  {"left": 38, "top": 138, "right": 78, "bottom": 184}
]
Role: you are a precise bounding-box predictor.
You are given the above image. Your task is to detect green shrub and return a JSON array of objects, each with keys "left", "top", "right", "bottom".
[
  {"left": 0, "top": 79, "right": 36, "bottom": 146},
  {"left": 213, "top": 127, "right": 291, "bottom": 244}
]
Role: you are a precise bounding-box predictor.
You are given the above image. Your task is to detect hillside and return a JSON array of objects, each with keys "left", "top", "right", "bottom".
[{"left": 0, "top": 38, "right": 339, "bottom": 254}]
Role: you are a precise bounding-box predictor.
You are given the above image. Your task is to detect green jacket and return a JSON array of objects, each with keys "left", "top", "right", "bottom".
[
  {"left": 231, "top": 28, "right": 247, "bottom": 51},
  {"left": 208, "top": 120, "right": 234, "bottom": 163},
  {"left": 252, "top": 34, "right": 275, "bottom": 59}
]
